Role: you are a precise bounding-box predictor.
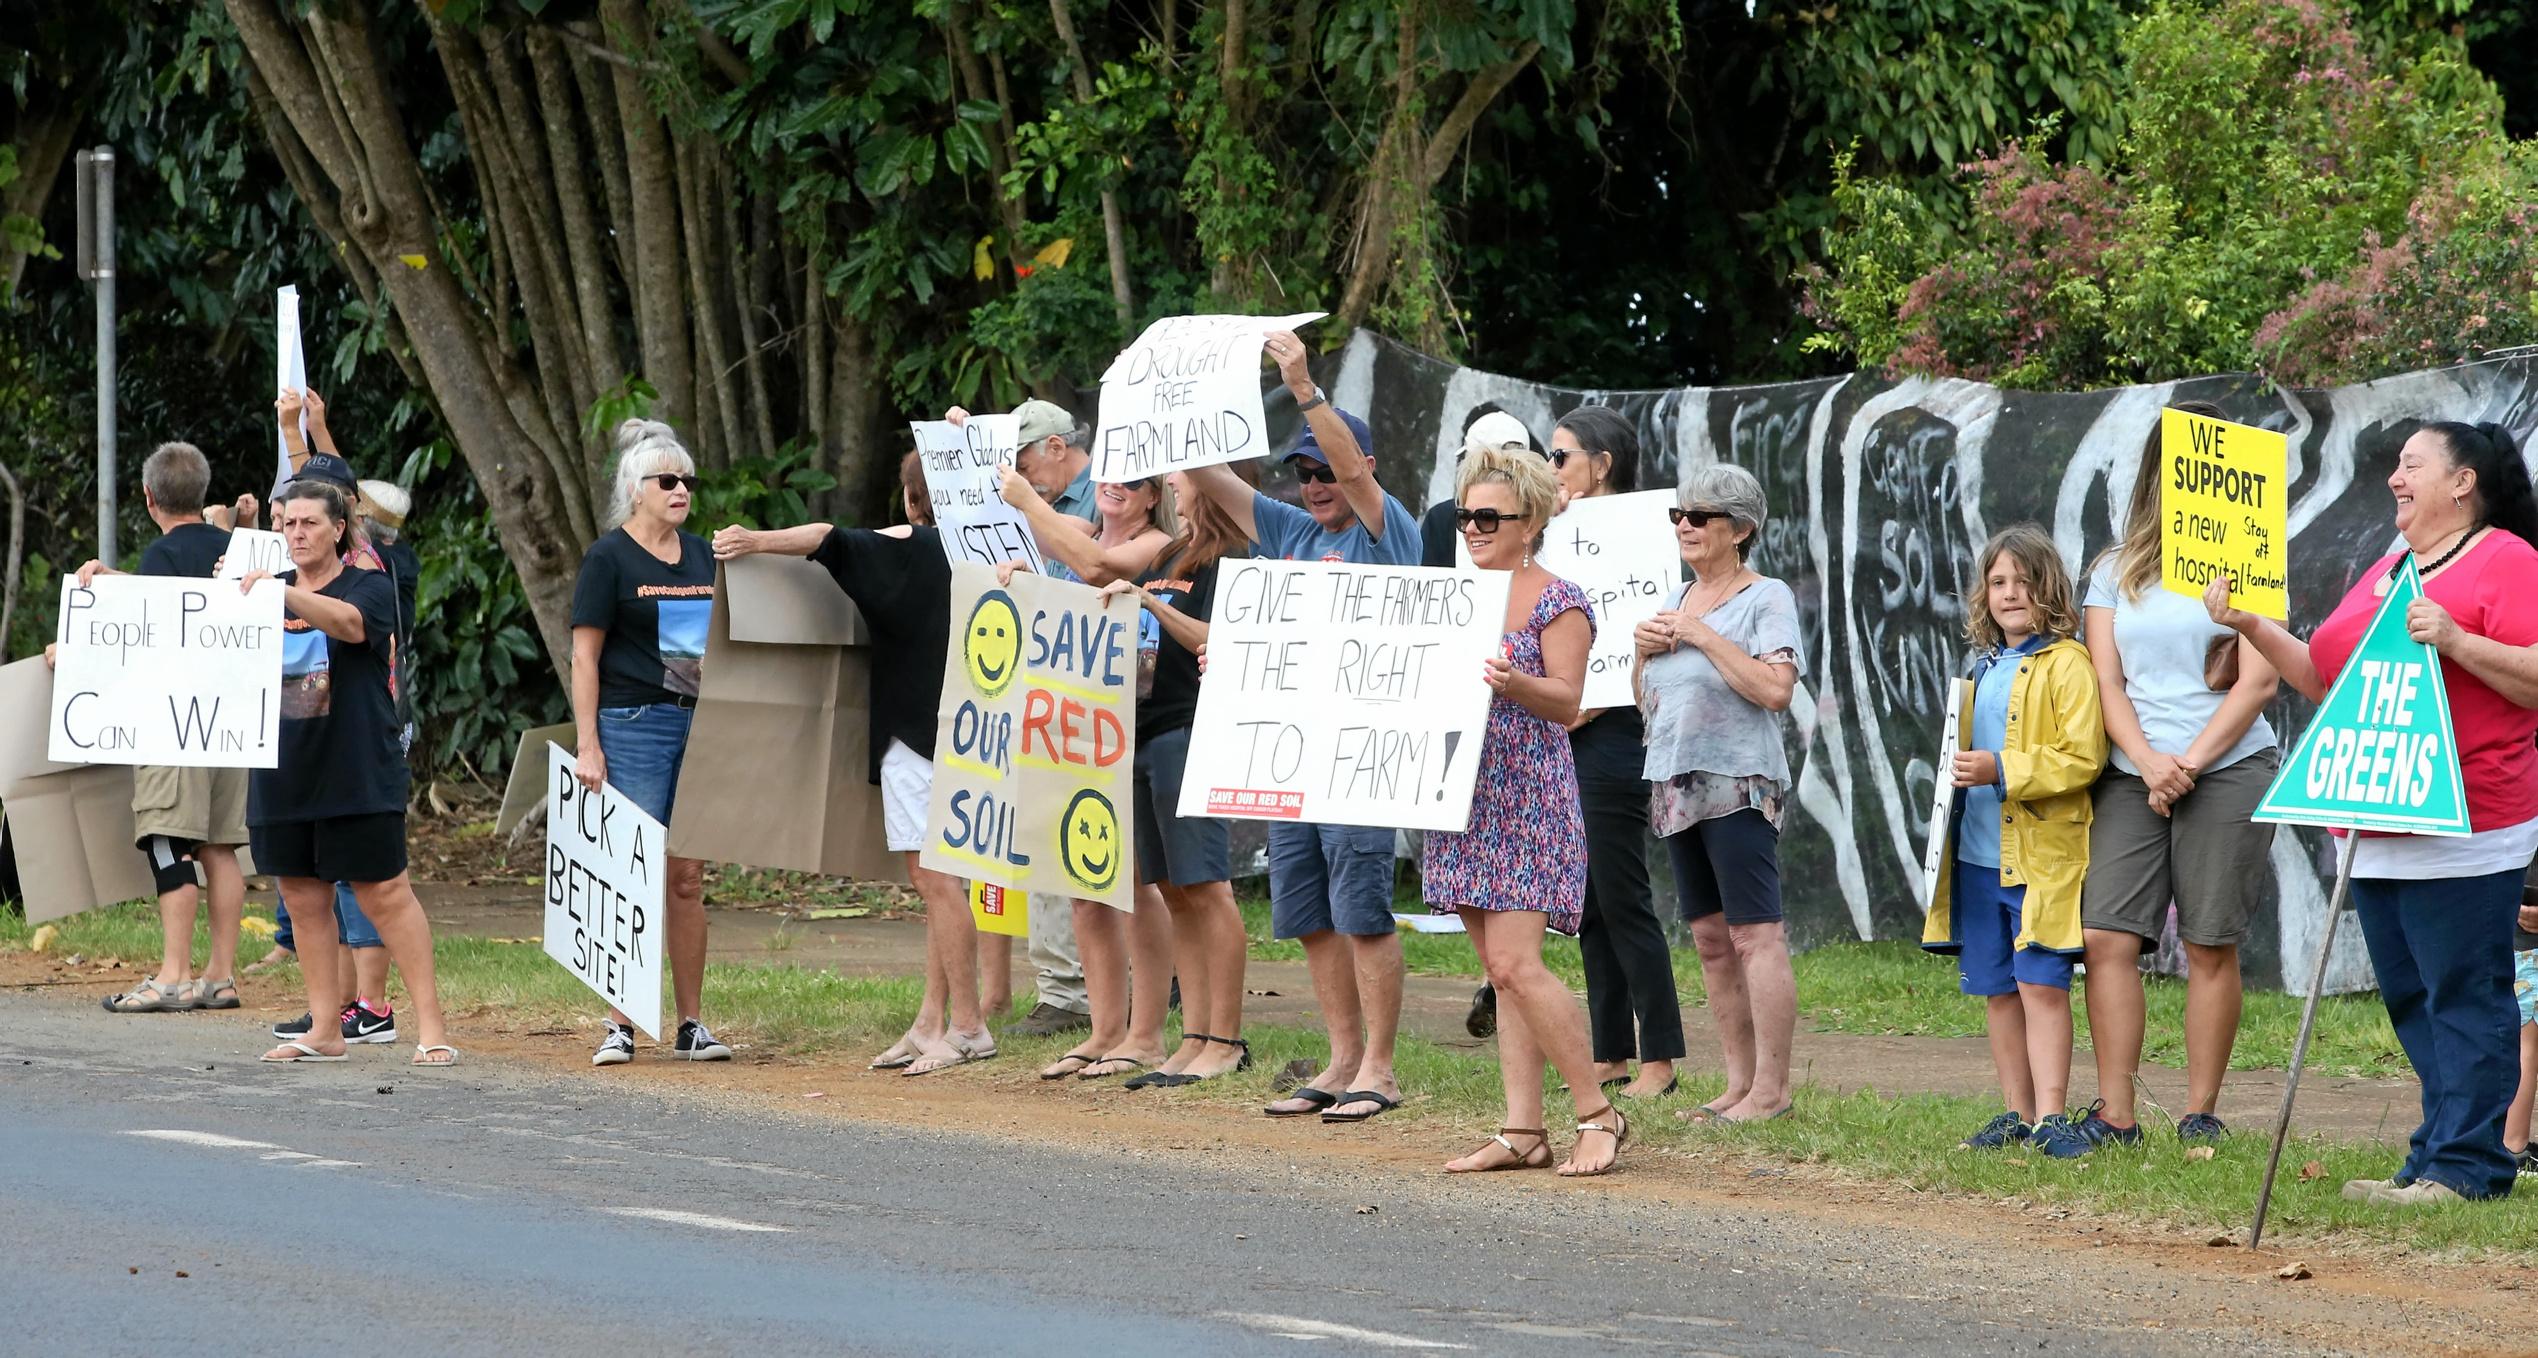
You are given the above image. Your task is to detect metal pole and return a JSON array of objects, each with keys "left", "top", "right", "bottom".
[
  {"left": 93, "top": 148, "right": 117, "bottom": 565},
  {"left": 2249, "top": 830, "right": 2360, "bottom": 1249}
]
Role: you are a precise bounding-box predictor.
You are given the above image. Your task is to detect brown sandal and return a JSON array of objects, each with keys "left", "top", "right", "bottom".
[
  {"left": 1446, "top": 1127, "right": 1549, "bottom": 1173},
  {"left": 1559, "top": 1104, "right": 1628, "bottom": 1177}
]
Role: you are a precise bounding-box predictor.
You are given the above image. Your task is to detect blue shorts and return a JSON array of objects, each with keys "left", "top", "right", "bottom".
[
  {"left": 1267, "top": 822, "right": 1397, "bottom": 939},
  {"left": 274, "top": 881, "right": 383, "bottom": 951},
  {"left": 1953, "top": 858, "right": 2074, "bottom": 996},
  {"left": 1132, "top": 727, "right": 1231, "bottom": 887},
  {"left": 2516, "top": 950, "right": 2537, "bottom": 1027},
  {"left": 597, "top": 703, "right": 694, "bottom": 826}
]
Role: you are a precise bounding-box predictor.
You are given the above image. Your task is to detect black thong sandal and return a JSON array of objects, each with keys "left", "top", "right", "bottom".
[
  {"left": 1320, "top": 1090, "right": 1402, "bottom": 1124},
  {"left": 1263, "top": 1087, "right": 1340, "bottom": 1118},
  {"left": 1206, "top": 1035, "right": 1254, "bottom": 1073}
]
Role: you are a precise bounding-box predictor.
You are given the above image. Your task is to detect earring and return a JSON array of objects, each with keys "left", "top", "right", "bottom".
[{"left": 2455, "top": 494, "right": 2465, "bottom": 509}]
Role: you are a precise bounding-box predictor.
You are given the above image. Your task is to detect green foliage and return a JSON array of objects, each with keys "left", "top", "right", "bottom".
[{"left": 394, "top": 440, "right": 566, "bottom": 783}]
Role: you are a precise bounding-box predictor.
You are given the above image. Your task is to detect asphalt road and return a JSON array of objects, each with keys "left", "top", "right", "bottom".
[{"left": 0, "top": 998, "right": 2255, "bottom": 1357}]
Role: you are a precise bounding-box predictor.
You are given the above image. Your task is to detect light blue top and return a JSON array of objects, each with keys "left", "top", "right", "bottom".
[
  {"left": 1638, "top": 577, "right": 1806, "bottom": 787},
  {"left": 2082, "top": 559, "right": 2278, "bottom": 776},
  {"left": 1250, "top": 489, "right": 1419, "bottom": 566},
  {"left": 1959, "top": 634, "right": 2046, "bottom": 870}
]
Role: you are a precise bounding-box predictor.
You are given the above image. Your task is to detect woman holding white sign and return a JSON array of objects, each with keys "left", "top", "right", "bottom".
[
  {"left": 1426, "top": 447, "right": 1620, "bottom": 1176},
  {"left": 2207, "top": 420, "right": 2538, "bottom": 1205},
  {"left": 1634, "top": 463, "right": 1804, "bottom": 1126},
  {"left": 247, "top": 480, "right": 455, "bottom": 1066},
  {"left": 1549, "top": 408, "right": 1685, "bottom": 1101}
]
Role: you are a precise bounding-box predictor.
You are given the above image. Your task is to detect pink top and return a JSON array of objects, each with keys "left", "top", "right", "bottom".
[{"left": 2309, "top": 531, "right": 2538, "bottom": 833}]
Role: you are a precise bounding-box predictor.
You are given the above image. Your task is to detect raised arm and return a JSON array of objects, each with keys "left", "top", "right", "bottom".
[
  {"left": 999, "top": 467, "right": 1168, "bottom": 585},
  {"left": 1266, "top": 330, "right": 1385, "bottom": 537},
  {"left": 714, "top": 523, "right": 836, "bottom": 559},
  {"left": 1185, "top": 462, "right": 1262, "bottom": 541}
]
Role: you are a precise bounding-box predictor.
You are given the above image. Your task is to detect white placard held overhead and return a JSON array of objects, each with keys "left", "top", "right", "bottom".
[
  {"left": 544, "top": 742, "right": 666, "bottom": 1037},
  {"left": 47, "top": 575, "right": 285, "bottom": 769},
  {"left": 215, "top": 529, "right": 291, "bottom": 581},
  {"left": 1090, "top": 312, "right": 1328, "bottom": 483},
  {"left": 1178, "top": 559, "right": 1510, "bottom": 833},
  {"left": 1458, "top": 489, "right": 1682, "bottom": 710},
  {"left": 911, "top": 416, "right": 1045, "bottom": 574},
  {"left": 274, "top": 285, "right": 309, "bottom": 499}
]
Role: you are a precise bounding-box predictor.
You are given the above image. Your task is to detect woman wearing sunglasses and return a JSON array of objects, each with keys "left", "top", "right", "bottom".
[
  {"left": 1549, "top": 409, "right": 1685, "bottom": 1103},
  {"left": 1428, "top": 447, "right": 1618, "bottom": 1176},
  {"left": 568, "top": 420, "right": 731, "bottom": 1066},
  {"left": 1635, "top": 463, "right": 1803, "bottom": 1125}
]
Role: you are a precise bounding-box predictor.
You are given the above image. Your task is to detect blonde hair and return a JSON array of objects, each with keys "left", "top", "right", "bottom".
[
  {"left": 607, "top": 418, "right": 697, "bottom": 528},
  {"left": 2099, "top": 399, "right": 2227, "bottom": 600},
  {"left": 1455, "top": 445, "right": 1559, "bottom": 550},
  {"left": 1965, "top": 523, "right": 2079, "bottom": 649}
]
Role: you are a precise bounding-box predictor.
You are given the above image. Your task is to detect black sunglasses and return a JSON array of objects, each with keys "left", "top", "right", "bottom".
[
  {"left": 1455, "top": 507, "right": 1530, "bottom": 534},
  {"left": 1292, "top": 462, "right": 1338, "bottom": 486},
  {"left": 1549, "top": 448, "right": 1602, "bottom": 468},
  {"left": 652, "top": 473, "right": 701, "bottom": 494},
  {"left": 1668, "top": 507, "right": 1731, "bottom": 527}
]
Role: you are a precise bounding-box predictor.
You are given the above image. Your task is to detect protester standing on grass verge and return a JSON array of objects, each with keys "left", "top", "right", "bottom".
[
  {"left": 1924, "top": 525, "right": 2105, "bottom": 1158},
  {"left": 1101, "top": 468, "right": 1255, "bottom": 1088},
  {"left": 568, "top": 421, "right": 729, "bottom": 1067},
  {"left": 2077, "top": 402, "right": 2282, "bottom": 1148},
  {"left": 1186, "top": 331, "right": 1420, "bottom": 1124},
  {"left": 994, "top": 467, "right": 1177, "bottom": 1083},
  {"left": 1551, "top": 409, "right": 1683, "bottom": 1101},
  {"left": 2506, "top": 897, "right": 2538, "bottom": 1176},
  {"left": 1429, "top": 448, "right": 1622, "bottom": 1176},
  {"left": 1636, "top": 464, "right": 1802, "bottom": 1126},
  {"left": 248, "top": 480, "right": 454, "bottom": 1066},
  {"left": 2207, "top": 420, "right": 2538, "bottom": 1206},
  {"left": 715, "top": 451, "right": 996, "bottom": 1076}
]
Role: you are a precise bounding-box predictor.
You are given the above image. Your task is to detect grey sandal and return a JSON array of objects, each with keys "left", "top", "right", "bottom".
[
  {"left": 101, "top": 977, "right": 191, "bottom": 1014},
  {"left": 187, "top": 977, "right": 241, "bottom": 1010}
]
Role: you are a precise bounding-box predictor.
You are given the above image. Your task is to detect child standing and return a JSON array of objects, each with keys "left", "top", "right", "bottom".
[
  {"left": 2507, "top": 890, "right": 2538, "bottom": 1176},
  {"left": 1924, "top": 524, "right": 2107, "bottom": 1157}
]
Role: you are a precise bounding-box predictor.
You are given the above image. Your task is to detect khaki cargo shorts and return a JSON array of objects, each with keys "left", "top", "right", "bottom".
[{"left": 130, "top": 763, "right": 250, "bottom": 848}]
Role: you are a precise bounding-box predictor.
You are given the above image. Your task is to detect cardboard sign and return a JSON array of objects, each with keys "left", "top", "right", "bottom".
[
  {"left": 215, "top": 529, "right": 290, "bottom": 581},
  {"left": 496, "top": 722, "right": 579, "bottom": 839},
  {"left": 2160, "top": 407, "right": 2288, "bottom": 620},
  {"left": 1919, "top": 678, "right": 1971, "bottom": 915},
  {"left": 545, "top": 744, "right": 665, "bottom": 1036},
  {"left": 664, "top": 556, "right": 899, "bottom": 883},
  {"left": 0, "top": 659, "right": 155, "bottom": 923},
  {"left": 274, "top": 285, "right": 308, "bottom": 500},
  {"left": 1089, "top": 311, "right": 1328, "bottom": 483},
  {"left": 913, "top": 416, "right": 1046, "bottom": 574},
  {"left": 47, "top": 575, "right": 286, "bottom": 769},
  {"left": 969, "top": 879, "right": 1028, "bottom": 937},
  {"left": 1178, "top": 559, "right": 1511, "bottom": 832},
  {"left": 2254, "top": 558, "right": 2467, "bottom": 835},
  {"left": 920, "top": 563, "right": 1139, "bottom": 909},
  {"left": 1458, "top": 490, "right": 1681, "bottom": 709}
]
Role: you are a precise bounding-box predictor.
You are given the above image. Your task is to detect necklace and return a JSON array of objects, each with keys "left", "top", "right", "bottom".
[{"left": 2399, "top": 525, "right": 2478, "bottom": 580}]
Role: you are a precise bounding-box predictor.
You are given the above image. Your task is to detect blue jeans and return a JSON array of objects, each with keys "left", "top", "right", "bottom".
[
  {"left": 2352, "top": 868, "right": 2522, "bottom": 1199},
  {"left": 274, "top": 882, "right": 383, "bottom": 951},
  {"left": 597, "top": 703, "right": 694, "bottom": 825}
]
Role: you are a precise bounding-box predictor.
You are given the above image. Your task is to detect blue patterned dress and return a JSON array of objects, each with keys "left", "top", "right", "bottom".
[{"left": 1424, "top": 577, "right": 1595, "bottom": 934}]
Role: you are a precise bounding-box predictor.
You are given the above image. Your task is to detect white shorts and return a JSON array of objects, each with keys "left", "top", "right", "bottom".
[{"left": 880, "top": 739, "right": 933, "bottom": 852}]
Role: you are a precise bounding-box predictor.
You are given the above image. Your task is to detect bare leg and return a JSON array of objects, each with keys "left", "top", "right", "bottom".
[
  {"left": 1154, "top": 883, "right": 1208, "bottom": 1075},
  {"left": 353, "top": 947, "right": 391, "bottom": 1011},
  {"left": 151, "top": 881, "right": 200, "bottom": 989},
  {"left": 2180, "top": 941, "right": 2243, "bottom": 1117},
  {"left": 265, "top": 877, "right": 346, "bottom": 1059},
  {"left": 2020, "top": 981, "right": 2074, "bottom": 1117},
  {"left": 978, "top": 931, "right": 1013, "bottom": 1018},
  {"left": 1171, "top": 880, "right": 1249, "bottom": 1078},
  {"left": 1049, "top": 900, "right": 1136, "bottom": 1076},
  {"left": 348, "top": 874, "right": 448, "bottom": 1052},
  {"left": 1123, "top": 885, "right": 1176, "bottom": 1062},
  {"left": 1688, "top": 914, "right": 1753, "bottom": 1107},
  {"left": 664, "top": 855, "right": 708, "bottom": 1022},
  {"left": 2081, "top": 929, "right": 2147, "bottom": 1126},
  {"left": 2506, "top": 1023, "right": 2537, "bottom": 1154},
  {"left": 1445, "top": 911, "right": 1549, "bottom": 1171},
  {"left": 1323, "top": 931, "right": 1406, "bottom": 1117},
  {"left": 196, "top": 845, "right": 245, "bottom": 982},
  {"left": 1718, "top": 921, "right": 1795, "bottom": 1119},
  {"left": 1262, "top": 931, "right": 1362, "bottom": 1113},
  {"left": 1985, "top": 993, "right": 2036, "bottom": 1121}
]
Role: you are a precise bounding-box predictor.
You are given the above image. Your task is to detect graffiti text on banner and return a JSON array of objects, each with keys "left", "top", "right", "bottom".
[
  {"left": 912, "top": 416, "right": 1045, "bottom": 574},
  {"left": 2160, "top": 407, "right": 2289, "bottom": 620},
  {"left": 544, "top": 743, "right": 666, "bottom": 1036},
  {"left": 1179, "top": 559, "right": 1509, "bottom": 833},
  {"left": 46, "top": 575, "right": 285, "bottom": 769},
  {"left": 920, "top": 563, "right": 1139, "bottom": 909},
  {"left": 1090, "top": 312, "right": 1327, "bottom": 483}
]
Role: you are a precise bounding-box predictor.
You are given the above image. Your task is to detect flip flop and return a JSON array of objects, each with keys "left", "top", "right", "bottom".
[
  {"left": 1039, "top": 1053, "right": 1101, "bottom": 1081},
  {"left": 1077, "top": 1055, "right": 1146, "bottom": 1081},
  {"left": 1675, "top": 1102, "right": 1731, "bottom": 1123},
  {"left": 1713, "top": 1104, "right": 1792, "bottom": 1125},
  {"left": 260, "top": 1040, "right": 345, "bottom": 1064},
  {"left": 869, "top": 1037, "right": 921, "bottom": 1070},
  {"left": 1263, "top": 1088, "right": 1340, "bottom": 1118},
  {"left": 904, "top": 1033, "right": 997, "bottom": 1077},
  {"left": 1320, "top": 1090, "right": 1401, "bottom": 1124},
  {"left": 412, "top": 1045, "right": 460, "bottom": 1067}
]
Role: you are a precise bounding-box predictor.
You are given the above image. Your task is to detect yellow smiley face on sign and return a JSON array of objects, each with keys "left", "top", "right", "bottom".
[
  {"left": 1058, "top": 787, "right": 1121, "bottom": 894},
  {"left": 963, "top": 590, "right": 1023, "bottom": 698}
]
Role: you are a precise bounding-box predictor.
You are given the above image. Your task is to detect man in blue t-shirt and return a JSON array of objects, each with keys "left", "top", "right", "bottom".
[{"left": 1184, "top": 329, "right": 1413, "bottom": 1124}]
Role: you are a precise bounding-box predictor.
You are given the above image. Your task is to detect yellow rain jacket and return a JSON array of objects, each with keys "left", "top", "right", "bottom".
[{"left": 1922, "top": 637, "right": 2106, "bottom": 957}]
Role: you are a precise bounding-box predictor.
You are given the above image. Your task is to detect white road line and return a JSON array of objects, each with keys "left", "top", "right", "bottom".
[
  {"left": 1214, "top": 1314, "right": 1469, "bottom": 1350},
  {"left": 608, "top": 1207, "right": 793, "bottom": 1234},
  {"left": 125, "top": 1130, "right": 282, "bottom": 1151}
]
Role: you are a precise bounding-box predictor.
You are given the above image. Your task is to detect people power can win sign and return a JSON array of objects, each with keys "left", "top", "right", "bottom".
[{"left": 920, "top": 563, "right": 1140, "bottom": 910}]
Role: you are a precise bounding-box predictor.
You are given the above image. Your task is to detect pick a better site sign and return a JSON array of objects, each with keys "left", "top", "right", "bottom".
[{"left": 545, "top": 743, "right": 666, "bottom": 1035}]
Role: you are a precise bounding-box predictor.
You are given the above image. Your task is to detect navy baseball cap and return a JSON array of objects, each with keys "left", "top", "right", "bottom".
[
  {"left": 293, "top": 452, "right": 359, "bottom": 491},
  {"left": 1287, "top": 408, "right": 1374, "bottom": 465}
]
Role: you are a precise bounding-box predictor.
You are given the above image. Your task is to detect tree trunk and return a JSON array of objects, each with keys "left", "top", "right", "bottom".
[
  {"left": 1048, "top": 0, "right": 1135, "bottom": 328},
  {"left": 2, "top": 94, "right": 85, "bottom": 303},
  {"left": 0, "top": 451, "right": 22, "bottom": 661}
]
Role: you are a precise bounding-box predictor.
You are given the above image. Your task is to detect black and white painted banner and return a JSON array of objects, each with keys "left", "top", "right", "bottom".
[{"left": 1303, "top": 332, "right": 2538, "bottom": 993}]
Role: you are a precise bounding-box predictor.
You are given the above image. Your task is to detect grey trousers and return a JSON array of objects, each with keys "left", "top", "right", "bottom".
[{"left": 1028, "top": 891, "right": 1088, "bottom": 1013}]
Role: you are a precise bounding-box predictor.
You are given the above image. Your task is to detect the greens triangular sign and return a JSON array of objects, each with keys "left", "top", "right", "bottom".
[{"left": 2253, "top": 557, "right": 2468, "bottom": 835}]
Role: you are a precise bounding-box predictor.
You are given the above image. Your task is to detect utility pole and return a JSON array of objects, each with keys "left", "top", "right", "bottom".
[{"left": 74, "top": 147, "right": 117, "bottom": 565}]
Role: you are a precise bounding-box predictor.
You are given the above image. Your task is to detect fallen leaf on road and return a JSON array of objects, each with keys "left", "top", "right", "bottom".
[
  {"left": 2183, "top": 1146, "right": 2216, "bottom": 1161},
  {"left": 2297, "top": 1160, "right": 2324, "bottom": 1181},
  {"left": 174, "top": 1271, "right": 188, "bottom": 1278},
  {"left": 802, "top": 908, "right": 870, "bottom": 920},
  {"left": 2276, "top": 1262, "right": 2312, "bottom": 1281},
  {"left": 803, "top": 1091, "right": 827, "bottom": 1099},
  {"left": 1355, "top": 1205, "right": 1379, "bottom": 1214},
  {"left": 2205, "top": 1233, "right": 2237, "bottom": 1247},
  {"left": 375, "top": 1085, "right": 394, "bottom": 1095},
  {"left": 128, "top": 1266, "right": 138, "bottom": 1275}
]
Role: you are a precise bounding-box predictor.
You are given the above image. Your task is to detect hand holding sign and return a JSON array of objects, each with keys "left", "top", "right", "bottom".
[
  {"left": 2161, "top": 409, "right": 2289, "bottom": 619},
  {"left": 1091, "top": 312, "right": 1329, "bottom": 483},
  {"left": 47, "top": 574, "right": 286, "bottom": 768},
  {"left": 2405, "top": 595, "right": 2463, "bottom": 653}
]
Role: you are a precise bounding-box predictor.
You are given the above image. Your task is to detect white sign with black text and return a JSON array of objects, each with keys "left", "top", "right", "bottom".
[
  {"left": 1178, "top": 560, "right": 1510, "bottom": 832},
  {"left": 1457, "top": 489, "right": 1681, "bottom": 710},
  {"left": 46, "top": 575, "right": 285, "bottom": 769},
  {"left": 216, "top": 529, "right": 291, "bottom": 581},
  {"left": 545, "top": 743, "right": 665, "bottom": 1037},
  {"left": 1090, "top": 311, "right": 1328, "bottom": 483},
  {"left": 913, "top": 416, "right": 1047, "bottom": 574}
]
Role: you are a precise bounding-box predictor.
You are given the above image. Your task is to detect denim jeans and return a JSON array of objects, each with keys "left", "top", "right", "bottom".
[
  {"left": 2352, "top": 867, "right": 2522, "bottom": 1199},
  {"left": 274, "top": 881, "right": 383, "bottom": 951}
]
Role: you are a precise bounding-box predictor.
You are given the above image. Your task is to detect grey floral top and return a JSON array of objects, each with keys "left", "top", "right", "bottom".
[{"left": 1637, "top": 576, "right": 1805, "bottom": 833}]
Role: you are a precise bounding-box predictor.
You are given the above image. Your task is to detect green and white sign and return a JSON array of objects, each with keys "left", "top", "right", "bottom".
[{"left": 2253, "top": 557, "right": 2468, "bottom": 836}]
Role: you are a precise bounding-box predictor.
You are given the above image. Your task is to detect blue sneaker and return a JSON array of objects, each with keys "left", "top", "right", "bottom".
[
  {"left": 2177, "top": 1112, "right": 2228, "bottom": 1144},
  {"left": 2074, "top": 1099, "right": 2142, "bottom": 1147},
  {"left": 2032, "top": 1113, "right": 2093, "bottom": 1158},
  {"left": 1959, "top": 1110, "right": 2032, "bottom": 1149}
]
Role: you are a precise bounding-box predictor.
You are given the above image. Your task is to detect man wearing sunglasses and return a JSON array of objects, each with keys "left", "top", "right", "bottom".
[{"left": 1183, "top": 329, "right": 1417, "bottom": 1125}]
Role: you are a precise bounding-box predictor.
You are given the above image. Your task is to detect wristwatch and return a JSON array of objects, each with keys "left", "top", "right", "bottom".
[{"left": 1295, "top": 385, "right": 1329, "bottom": 414}]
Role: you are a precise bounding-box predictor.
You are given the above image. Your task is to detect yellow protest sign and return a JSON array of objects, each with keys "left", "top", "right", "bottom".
[
  {"left": 968, "top": 880, "right": 1028, "bottom": 937},
  {"left": 2160, "top": 408, "right": 2288, "bottom": 620}
]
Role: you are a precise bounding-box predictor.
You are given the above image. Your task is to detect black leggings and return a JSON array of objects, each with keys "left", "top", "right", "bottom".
[{"left": 1576, "top": 774, "right": 1685, "bottom": 1063}]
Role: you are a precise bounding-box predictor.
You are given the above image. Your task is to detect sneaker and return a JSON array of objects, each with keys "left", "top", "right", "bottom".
[
  {"left": 672, "top": 1019, "right": 732, "bottom": 1061},
  {"left": 1465, "top": 984, "right": 1498, "bottom": 1039},
  {"left": 1959, "top": 1110, "right": 2032, "bottom": 1150},
  {"left": 2031, "top": 1113, "right": 2093, "bottom": 1159},
  {"left": 272, "top": 1005, "right": 355, "bottom": 1040},
  {"left": 343, "top": 1002, "right": 398, "bottom": 1045},
  {"left": 2367, "top": 1179, "right": 2465, "bottom": 1207},
  {"left": 2073, "top": 1099, "right": 2142, "bottom": 1148},
  {"left": 2342, "top": 1175, "right": 2411, "bottom": 1202},
  {"left": 592, "top": 1023, "right": 635, "bottom": 1068},
  {"left": 2517, "top": 1145, "right": 2538, "bottom": 1177},
  {"left": 1013, "top": 1003, "right": 1092, "bottom": 1038},
  {"left": 2176, "top": 1112, "right": 2227, "bottom": 1144}
]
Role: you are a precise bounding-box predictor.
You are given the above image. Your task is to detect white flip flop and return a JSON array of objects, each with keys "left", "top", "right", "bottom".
[{"left": 260, "top": 1040, "right": 346, "bottom": 1064}]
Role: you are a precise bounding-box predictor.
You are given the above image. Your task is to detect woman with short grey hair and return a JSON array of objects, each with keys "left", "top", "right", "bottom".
[{"left": 1634, "top": 461, "right": 1803, "bottom": 1124}]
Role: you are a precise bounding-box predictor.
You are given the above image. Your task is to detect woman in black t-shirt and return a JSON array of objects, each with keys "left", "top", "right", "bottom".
[
  {"left": 248, "top": 480, "right": 456, "bottom": 1066},
  {"left": 569, "top": 420, "right": 728, "bottom": 1067}
]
